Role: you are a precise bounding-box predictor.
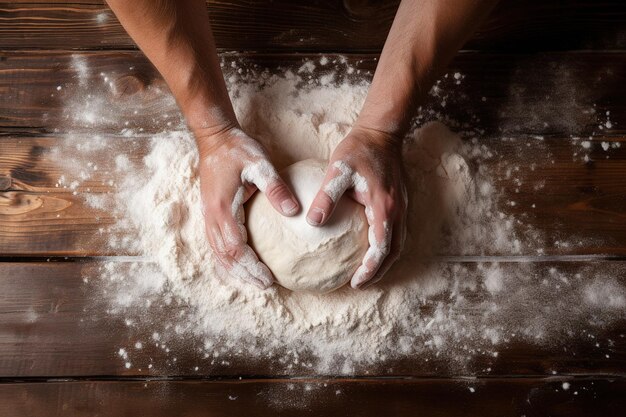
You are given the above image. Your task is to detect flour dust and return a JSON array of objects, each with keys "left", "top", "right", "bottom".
[{"left": 51, "top": 55, "right": 625, "bottom": 376}]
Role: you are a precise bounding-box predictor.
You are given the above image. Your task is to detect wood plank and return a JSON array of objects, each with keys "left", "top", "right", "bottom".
[
  {"left": 1, "top": 133, "right": 626, "bottom": 256},
  {"left": 0, "top": 262, "right": 624, "bottom": 378},
  {"left": 0, "top": 1, "right": 625, "bottom": 51},
  {"left": 0, "top": 51, "right": 624, "bottom": 136},
  {"left": 0, "top": 378, "right": 624, "bottom": 417},
  {"left": 0, "top": 191, "right": 114, "bottom": 256}
]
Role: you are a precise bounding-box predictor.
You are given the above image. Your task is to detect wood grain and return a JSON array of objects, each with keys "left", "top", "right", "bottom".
[
  {"left": 1, "top": 133, "right": 626, "bottom": 256},
  {"left": 0, "top": 378, "right": 624, "bottom": 417},
  {"left": 0, "top": 51, "right": 624, "bottom": 136},
  {"left": 0, "top": 0, "right": 625, "bottom": 52},
  {"left": 0, "top": 191, "right": 115, "bottom": 256},
  {"left": 0, "top": 1, "right": 624, "bottom": 410},
  {"left": 0, "top": 261, "right": 624, "bottom": 378}
]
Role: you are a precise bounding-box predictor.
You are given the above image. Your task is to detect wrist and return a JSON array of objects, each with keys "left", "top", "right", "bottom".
[
  {"left": 356, "top": 65, "right": 429, "bottom": 139},
  {"left": 183, "top": 96, "right": 241, "bottom": 158},
  {"left": 193, "top": 122, "right": 240, "bottom": 159},
  {"left": 349, "top": 123, "right": 403, "bottom": 154},
  {"left": 183, "top": 93, "right": 238, "bottom": 131}
]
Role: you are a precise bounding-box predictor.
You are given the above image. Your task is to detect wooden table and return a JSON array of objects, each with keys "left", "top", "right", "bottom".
[{"left": 0, "top": 1, "right": 625, "bottom": 415}]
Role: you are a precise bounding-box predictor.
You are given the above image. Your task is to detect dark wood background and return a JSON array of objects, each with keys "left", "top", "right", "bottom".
[{"left": 0, "top": 0, "right": 625, "bottom": 415}]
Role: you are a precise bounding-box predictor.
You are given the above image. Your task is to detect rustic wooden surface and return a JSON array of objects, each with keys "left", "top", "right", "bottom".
[
  {"left": 2, "top": 133, "right": 626, "bottom": 256},
  {"left": 0, "top": 378, "right": 624, "bottom": 417},
  {"left": 1, "top": 51, "right": 624, "bottom": 136},
  {"left": 0, "top": 0, "right": 625, "bottom": 51},
  {"left": 1, "top": 261, "right": 624, "bottom": 378},
  {"left": 1, "top": 0, "right": 625, "bottom": 415}
]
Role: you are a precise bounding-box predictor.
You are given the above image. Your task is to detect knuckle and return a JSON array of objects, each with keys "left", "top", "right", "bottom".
[{"left": 265, "top": 181, "right": 289, "bottom": 200}]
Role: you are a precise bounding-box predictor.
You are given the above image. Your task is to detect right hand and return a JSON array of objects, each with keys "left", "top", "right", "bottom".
[
  {"left": 305, "top": 125, "right": 407, "bottom": 290},
  {"left": 196, "top": 126, "right": 300, "bottom": 289}
]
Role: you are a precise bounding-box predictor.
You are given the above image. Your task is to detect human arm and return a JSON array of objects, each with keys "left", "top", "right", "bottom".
[
  {"left": 306, "top": 0, "right": 499, "bottom": 289},
  {"left": 106, "top": 0, "right": 300, "bottom": 288}
]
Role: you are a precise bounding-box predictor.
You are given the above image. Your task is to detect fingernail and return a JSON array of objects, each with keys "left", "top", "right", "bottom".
[
  {"left": 280, "top": 199, "right": 298, "bottom": 215},
  {"left": 306, "top": 208, "right": 325, "bottom": 226}
]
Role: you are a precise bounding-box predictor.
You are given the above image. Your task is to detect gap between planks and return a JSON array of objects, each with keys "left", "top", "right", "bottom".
[
  {"left": 0, "top": 374, "right": 624, "bottom": 384},
  {"left": 3, "top": 254, "right": 626, "bottom": 263}
]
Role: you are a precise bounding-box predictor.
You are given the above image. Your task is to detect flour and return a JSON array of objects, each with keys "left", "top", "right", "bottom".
[
  {"left": 53, "top": 56, "right": 625, "bottom": 375},
  {"left": 323, "top": 161, "right": 362, "bottom": 202}
]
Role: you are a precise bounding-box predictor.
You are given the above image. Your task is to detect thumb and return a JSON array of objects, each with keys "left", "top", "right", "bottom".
[
  {"left": 264, "top": 176, "right": 300, "bottom": 217},
  {"left": 244, "top": 159, "right": 300, "bottom": 217},
  {"left": 306, "top": 162, "right": 352, "bottom": 226}
]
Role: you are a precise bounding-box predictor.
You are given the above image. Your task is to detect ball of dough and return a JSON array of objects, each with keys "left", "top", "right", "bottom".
[{"left": 246, "top": 159, "right": 368, "bottom": 294}]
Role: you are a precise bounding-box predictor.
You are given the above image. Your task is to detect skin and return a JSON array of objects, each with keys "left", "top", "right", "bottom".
[{"left": 106, "top": 0, "right": 498, "bottom": 290}]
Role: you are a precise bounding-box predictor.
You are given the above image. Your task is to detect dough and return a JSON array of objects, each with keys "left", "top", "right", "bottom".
[{"left": 246, "top": 159, "right": 368, "bottom": 293}]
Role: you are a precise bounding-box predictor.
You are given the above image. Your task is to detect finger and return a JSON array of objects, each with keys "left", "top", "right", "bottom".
[
  {"left": 242, "top": 159, "right": 299, "bottom": 217},
  {"left": 350, "top": 207, "right": 392, "bottom": 289},
  {"left": 243, "top": 183, "right": 257, "bottom": 201},
  {"left": 205, "top": 221, "right": 239, "bottom": 276},
  {"left": 306, "top": 160, "right": 354, "bottom": 226},
  {"left": 227, "top": 244, "right": 274, "bottom": 290},
  {"left": 220, "top": 217, "right": 274, "bottom": 289},
  {"left": 264, "top": 177, "right": 300, "bottom": 216},
  {"left": 226, "top": 190, "right": 274, "bottom": 288},
  {"left": 359, "top": 213, "right": 406, "bottom": 289},
  {"left": 228, "top": 183, "right": 258, "bottom": 225},
  {"left": 206, "top": 217, "right": 272, "bottom": 289},
  {"left": 205, "top": 222, "right": 248, "bottom": 285}
]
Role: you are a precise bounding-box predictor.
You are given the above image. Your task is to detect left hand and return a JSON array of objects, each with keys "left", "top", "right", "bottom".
[
  {"left": 196, "top": 126, "right": 300, "bottom": 290},
  {"left": 306, "top": 125, "right": 407, "bottom": 289}
]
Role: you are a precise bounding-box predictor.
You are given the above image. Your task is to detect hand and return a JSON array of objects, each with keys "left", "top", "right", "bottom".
[
  {"left": 306, "top": 126, "right": 407, "bottom": 289},
  {"left": 197, "top": 126, "right": 300, "bottom": 289}
]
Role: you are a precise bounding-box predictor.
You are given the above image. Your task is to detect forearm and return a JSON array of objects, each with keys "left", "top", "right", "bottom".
[
  {"left": 106, "top": 0, "right": 236, "bottom": 146},
  {"left": 356, "top": 0, "right": 498, "bottom": 138}
]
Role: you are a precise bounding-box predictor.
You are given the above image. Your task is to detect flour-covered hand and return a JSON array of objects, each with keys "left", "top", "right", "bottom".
[
  {"left": 197, "top": 127, "right": 299, "bottom": 289},
  {"left": 306, "top": 126, "right": 407, "bottom": 289}
]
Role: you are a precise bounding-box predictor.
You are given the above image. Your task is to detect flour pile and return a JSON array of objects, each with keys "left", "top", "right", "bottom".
[{"left": 53, "top": 56, "right": 625, "bottom": 375}]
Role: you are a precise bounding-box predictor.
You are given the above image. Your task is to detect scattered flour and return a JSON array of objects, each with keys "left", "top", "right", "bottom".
[{"left": 52, "top": 56, "right": 625, "bottom": 375}]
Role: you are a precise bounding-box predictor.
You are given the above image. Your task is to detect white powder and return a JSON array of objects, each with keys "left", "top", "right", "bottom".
[
  {"left": 71, "top": 55, "right": 89, "bottom": 87},
  {"left": 114, "top": 154, "right": 132, "bottom": 171},
  {"left": 584, "top": 277, "right": 626, "bottom": 309},
  {"left": 95, "top": 12, "right": 108, "bottom": 24},
  {"left": 54, "top": 57, "right": 625, "bottom": 375}
]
